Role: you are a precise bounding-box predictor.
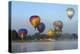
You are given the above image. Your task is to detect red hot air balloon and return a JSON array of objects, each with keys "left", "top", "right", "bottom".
[
  {"left": 18, "top": 28, "right": 28, "bottom": 40},
  {"left": 29, "top": 15, "right": 41, "bottom": 29},
  {"left": 37, "top": 23, "right": 45, "bottom": 33}
]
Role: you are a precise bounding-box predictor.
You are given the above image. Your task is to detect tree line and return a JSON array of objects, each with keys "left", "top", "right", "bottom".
[{"left": 9, "top": 29, "right": 78, "bottom": 41}]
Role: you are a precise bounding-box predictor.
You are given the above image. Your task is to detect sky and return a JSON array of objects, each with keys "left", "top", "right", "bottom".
[{"left": 11, "top": 1, "right": 78, "bottom": 35}]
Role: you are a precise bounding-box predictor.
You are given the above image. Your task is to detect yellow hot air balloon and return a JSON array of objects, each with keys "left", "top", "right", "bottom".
[
  {"left": 31, "top": 18, "right": 40, "bottom": 27},
  {"left": 29, "top": 15, "right": 40, "bottom": 28},
  {"left": 48, "top": 29, "right": 55, "bottom": 38}
]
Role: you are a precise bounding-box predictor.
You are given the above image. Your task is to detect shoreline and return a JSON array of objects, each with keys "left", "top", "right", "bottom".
[{"left": 12, "top": 39, "right": 78, "bottom": 43}]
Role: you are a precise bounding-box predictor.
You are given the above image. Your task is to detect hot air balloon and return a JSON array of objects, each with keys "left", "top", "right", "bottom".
[
  {"left": 66, "top": 8, "right": 75, "bottom": 20},
  {"left": 53, "top": 21, "right": 63, "bottom": 39},
  {"left": 18, "top": 28, "right": 28, "bottom": 40},
  {"left": 29, "top": 15, "right": 41, "bottom": 29},
  {"left": 37, "top": 23, "right": 45, "bottom": 33},
  {"left": 53, "top": 21, "right": 63, "bottom": 30},
  {"left": 48, "top": 29, "right": 55, "bottom": 38}
]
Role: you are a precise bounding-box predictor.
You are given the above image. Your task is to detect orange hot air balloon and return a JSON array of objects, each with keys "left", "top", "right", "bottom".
[{"left": 29, "top": 15, "right": 40, "bottom": 28}]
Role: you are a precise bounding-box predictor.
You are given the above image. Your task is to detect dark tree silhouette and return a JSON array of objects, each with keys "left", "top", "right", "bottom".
[{"left": 11, "top": 30, "right": 20, "bottom": 40}]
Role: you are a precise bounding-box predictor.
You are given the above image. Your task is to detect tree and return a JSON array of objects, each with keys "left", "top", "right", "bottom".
[{"left": 11, "top": 30, "right": 20, "bottom": 40}]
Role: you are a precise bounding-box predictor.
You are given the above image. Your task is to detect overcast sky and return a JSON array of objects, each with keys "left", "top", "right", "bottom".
[{"left": 11, "top": 1, "right": 78, "bottom": 35}]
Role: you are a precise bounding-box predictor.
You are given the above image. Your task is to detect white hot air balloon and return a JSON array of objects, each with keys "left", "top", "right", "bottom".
[{"left": 66, "top": 8, "right": 75, "bottom": 20}]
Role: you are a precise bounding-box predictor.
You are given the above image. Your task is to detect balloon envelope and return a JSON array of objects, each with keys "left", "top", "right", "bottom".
[
  {"left": 66, "top": 8, "right": 74, "bottom": 19},
  {"left": 48, "top": 29, "right": 55, "bottom": 37},
  {"left": 53, "top": 21, "right": 63, "bottom": 30},
  {"left": 18, "top": 28, "right": 28, "bottom": 38},
  {"left": 29, "top": 15, "right": 40, "bottom": 28},
  {"left": 37, "top": 23, "right": 45, "bottom": 33}
]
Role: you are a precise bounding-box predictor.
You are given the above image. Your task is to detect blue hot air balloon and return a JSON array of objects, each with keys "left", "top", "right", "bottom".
[{"left": 18, "top": 28, "right": 28, "bottom": 39}]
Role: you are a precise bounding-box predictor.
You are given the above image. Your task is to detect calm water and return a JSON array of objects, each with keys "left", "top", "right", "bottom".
[{"left": 12, "top": 40, "right": 78, "bottom": 53}]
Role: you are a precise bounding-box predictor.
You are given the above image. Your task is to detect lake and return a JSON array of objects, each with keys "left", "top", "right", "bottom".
[{"left": 12, "top": 40, "right": 78, "bottom": 53}]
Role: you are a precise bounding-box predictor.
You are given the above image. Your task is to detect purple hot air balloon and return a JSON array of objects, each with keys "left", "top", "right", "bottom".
[
  {"left": 18, "top": 28, "right": 28, "bottom": 39},
  {"left": 37, "top": 23, "right": 45, "bottom": 33}
]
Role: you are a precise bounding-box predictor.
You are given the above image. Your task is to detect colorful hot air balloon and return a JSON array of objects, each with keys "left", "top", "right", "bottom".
[
  {"left": 53, "top": 21, "right": 63, "bottom": 30},
  {"left": 48, "top": 29, "right": 55, "bottom": 37},
  {"left": 66, "top": 8, "right": 75, "bottom": 20},
  {"left": 37, "top": 23, "right": 45, "bottom": 33},
  {"left": 29, "top": 15, "right": 41, "bottom": 28},
  {"left": 18, "top": 28, "right": 28, "bottom": 40},
  {"left": 53, "top": 21, "right": 63, "bottom": 39}
]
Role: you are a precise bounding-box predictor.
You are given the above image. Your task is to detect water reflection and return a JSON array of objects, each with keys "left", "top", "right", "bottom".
[{"left": 12, "top": 40, "right": 78, "bottom": 53}]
